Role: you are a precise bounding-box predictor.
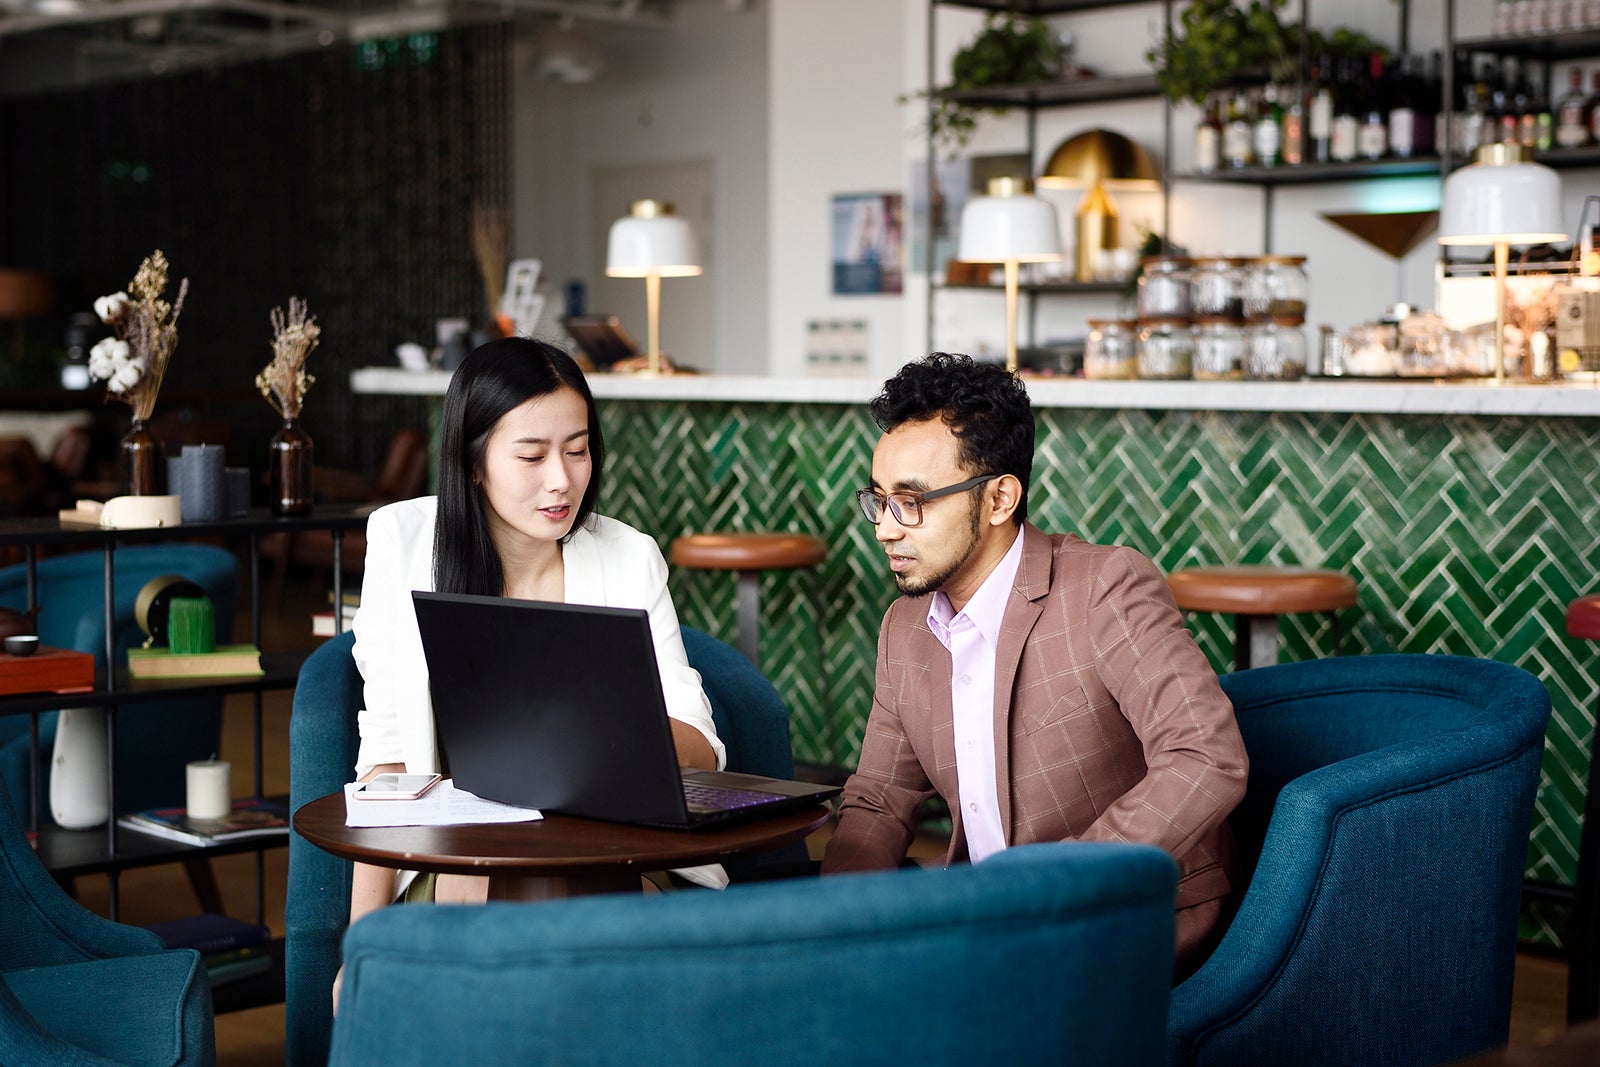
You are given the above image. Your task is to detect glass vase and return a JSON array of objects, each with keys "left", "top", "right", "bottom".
[
  {"left": 119, "top": 417, "right": 163, "bottom": 496},
  {"left": 269, "top": 417, "right": 314, "bottom": 516}
]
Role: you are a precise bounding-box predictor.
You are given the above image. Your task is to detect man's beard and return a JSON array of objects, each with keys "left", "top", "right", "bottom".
[{"left": 893, "top": 498, "right": 983, "bottom": 597}]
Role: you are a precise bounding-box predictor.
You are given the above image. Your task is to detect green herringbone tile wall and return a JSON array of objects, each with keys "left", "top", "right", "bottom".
[{"left": 599, "top": 397, "right": 1600, "bottom": 943}]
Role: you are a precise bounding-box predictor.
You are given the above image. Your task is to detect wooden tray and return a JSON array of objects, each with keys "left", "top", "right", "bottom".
[{"left": 0, "top": 646, "right": 95, "bottom": 696}]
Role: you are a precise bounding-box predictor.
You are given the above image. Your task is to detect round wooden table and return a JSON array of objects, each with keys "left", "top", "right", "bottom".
[{"left": 293, "top": 791, "right": 832, "bottom": 901}]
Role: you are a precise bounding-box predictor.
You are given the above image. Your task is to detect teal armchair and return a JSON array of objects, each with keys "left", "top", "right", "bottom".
[
  {"left": 329, "top": 840, "right": 1177, "bottom": 1066},
  {"left": 0, "top": 776, "right": 215, "bottom": 1065},
  {"left": 1168, "top": 654, "right": 1551, "bottom": 1067}
]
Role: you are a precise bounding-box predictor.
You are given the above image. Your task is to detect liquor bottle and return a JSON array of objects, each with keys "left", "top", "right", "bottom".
[
  {"left": 1194, "top": 94, "right": 1222, "bottom": 174},
  {"left": 1330, "top": 58, "right": 1361, "bottom": 163},
  {"left": 1389, "top": 53, "right": 1418, "bottom": 158},
  {"left": 1281, "top": 82, "right": 1305, "bottom": 165},
  {"left": 1254, "top": 84, "right": 1283, "bottom": 167},
  {"left": 1223, "top": 90, "right": 1254, "bottom": 168},
  {"left": 1586, "top": 69, "right": 1600, "bottom": 144},
  {"left": 1493, "top": 58, "right": 1519, "bottom": 145},
  {"left": 1308, "top": 54, "right": 1335, "bottom": 163},
  {"left": 1418, "top": 51, "right": 1442, "bottom": 156},
  {"left": 1528, "top": 62, "right": 1555, "bottom": 151},
  {"left": 1557, "top": 66, "right": 1589, "bottom": 148},
  {"left": 1459, "top": 69, "right": 1488, "bottom": 157},
  {"left": 1358, "top": 53, "right": 1389, "bottom": 160}
]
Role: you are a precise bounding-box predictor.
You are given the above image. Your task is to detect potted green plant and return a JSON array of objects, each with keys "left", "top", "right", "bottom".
[
  {"left": 909, "top": 12, "right": 1062, "bottom": 155},
  {"left": 1146, "top": 0, "right": 1389, "bottom": 106}
]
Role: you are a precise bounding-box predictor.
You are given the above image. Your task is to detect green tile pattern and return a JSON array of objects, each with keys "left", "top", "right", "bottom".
[{"left": 599, "top": 397, "right": 1600, "bottom": 944}]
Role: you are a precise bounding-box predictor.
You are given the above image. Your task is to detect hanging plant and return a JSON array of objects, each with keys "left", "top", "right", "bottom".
[{"left": 904, "top": 12, "right": 1063, "bottom": 156}]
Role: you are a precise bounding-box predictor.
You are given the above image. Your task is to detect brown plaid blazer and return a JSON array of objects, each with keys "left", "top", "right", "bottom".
[{"left": 823, "top": 524, "right": 1248, "bottom": 968}]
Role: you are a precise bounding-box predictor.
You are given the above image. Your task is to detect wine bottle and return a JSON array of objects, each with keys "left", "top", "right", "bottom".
[
  {"left": 1331, "top": 58, "right": 1360, "bottom": 163},
  {"left": 1254, "top": 84, "right": 1283, "bottom": 168},
  {"left": 1308, "top": 54, "right": 1334, "bottom": 163},
  {"left": 1358, "top": 53, "right": 1389, "bottom": 160},
  {"left": 1282, "top": 81, "right": 1305, "bottom": 166},
  {"left": 1223, "top": 90, "right": 1254, "bottom": 168},
  {"left": 1389, "top": 53, "right": 1418, "bottom": 159},
  {"left": 1195, "top": 94, "right": 1221, "bottom": 174},
  {"left": 1557, "top": 66, "right": 1588, "bottom": 148}
]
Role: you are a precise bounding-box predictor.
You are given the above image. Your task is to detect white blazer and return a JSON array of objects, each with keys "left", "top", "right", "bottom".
[{"left": 351, "top": 495, "right": 726, "bottom": 776}]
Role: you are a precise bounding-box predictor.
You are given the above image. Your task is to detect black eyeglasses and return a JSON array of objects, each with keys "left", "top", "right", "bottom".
[{"left": 855, "top": 474, "right": 998, "bottom": 527}]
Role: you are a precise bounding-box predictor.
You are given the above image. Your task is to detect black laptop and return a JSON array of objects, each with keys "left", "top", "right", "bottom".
[{"left": 411, "top": 591, "right": 839, "bottom": 830}]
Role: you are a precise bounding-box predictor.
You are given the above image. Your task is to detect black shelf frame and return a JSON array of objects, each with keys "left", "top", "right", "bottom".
[
  {"left": 1453, "top": 29, "right": 1600, "bottom": 62},
  {"left": 936, "top": 279, "right": 1128, "bottom": 295},
  {"left": 1175, "top": 157, "right": 1444, "bottom": 186},
  {"left": 934, "top": 73, "right": 1162, "bottom": 109},
  {"left": 0, "top": 504, "right": 370, "bottom": 922},
  {"left": 943, "top": 0, "right": 1154, "bottom": 12}
]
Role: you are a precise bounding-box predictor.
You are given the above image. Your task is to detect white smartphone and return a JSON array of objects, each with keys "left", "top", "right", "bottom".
[{"left": 352, "top": 772, "right": 443, "bottom": 801}]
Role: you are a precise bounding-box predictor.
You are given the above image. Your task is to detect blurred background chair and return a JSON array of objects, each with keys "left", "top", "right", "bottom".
[
  {"left": 0, "top": 774, "right": 215, "bottom": 1066},
  {"left": 286, "top": 624, "right": 807, "bottom": 1066},
  {"left": 1167, "top": 654, "right": 1550, "bottom": 1067},
  {"left": 0, "top": 544, "right": 240, "bottom": 912},
  {"left": 327, "top": 840, "right": 1176, "bottom": 1067},
  {"left": 264, "top": 427, "right": 427, "bottom": 610}
]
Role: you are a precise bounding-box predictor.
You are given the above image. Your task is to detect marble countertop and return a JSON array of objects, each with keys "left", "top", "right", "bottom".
[{"left": 350, "top": 366, "right": 1600, "bottom": 417}]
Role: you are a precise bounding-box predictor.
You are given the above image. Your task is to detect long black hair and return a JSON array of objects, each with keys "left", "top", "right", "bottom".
[{"left": 433, "top": 337, "right": 605, "bottom": 596}]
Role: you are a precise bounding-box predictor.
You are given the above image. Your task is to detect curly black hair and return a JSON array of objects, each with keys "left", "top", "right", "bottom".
[{"left": 869, "top": 353, "right": 1032, "bottom": 523}]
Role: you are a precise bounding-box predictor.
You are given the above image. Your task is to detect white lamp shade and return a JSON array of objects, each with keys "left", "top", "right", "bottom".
[
  {"left": 1438, "top": 154, "right": 1566, "bottom": 246},
  {"left": 958, "top": 191, "right": 1062, "bottom": 263},
  {"left": 606, "top": 206, "right": 702, "bottom": 278}
]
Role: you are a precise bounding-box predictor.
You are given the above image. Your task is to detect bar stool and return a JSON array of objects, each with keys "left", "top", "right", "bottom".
[
  {"left": 1562, "top": 593, "right": 1600, "bottom": 1022},
  {"left": 668, "top": 533, "right": 827, "bottom": 666},
  {"left": 1167, "top": 565, "right": 1358, "bottom": 672}
]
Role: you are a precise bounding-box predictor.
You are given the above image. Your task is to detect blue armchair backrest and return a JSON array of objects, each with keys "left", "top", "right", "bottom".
[
  {"left": 0, "top": 544, "right": 239, "bottom": 817},
  {"left": 1170, "top": 653, "right": 1552, "bottom": 1067},
  {"left": 330, "top": 841, "right": 1178, "bottom": 1067}
]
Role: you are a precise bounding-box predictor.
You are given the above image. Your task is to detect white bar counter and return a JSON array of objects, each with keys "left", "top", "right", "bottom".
[{"left": 351, "top": 366, "right": 1600, "bottom": 417}]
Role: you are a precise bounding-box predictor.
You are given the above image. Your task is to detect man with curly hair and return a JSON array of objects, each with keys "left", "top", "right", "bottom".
[{"left": 822, "top": 353, "right": 1247, "bottom": 978}]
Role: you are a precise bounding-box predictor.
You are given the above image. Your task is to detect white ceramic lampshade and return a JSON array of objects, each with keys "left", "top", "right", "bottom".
[
  {"left": 1438, "top": 143, "right": 1566, "bottom": 246},
  {"left": 606, "top": 200, "right": 702, "bottom": 277},
  {"left": 958, "top": 178, "right": 1063, "bottom": 262}
]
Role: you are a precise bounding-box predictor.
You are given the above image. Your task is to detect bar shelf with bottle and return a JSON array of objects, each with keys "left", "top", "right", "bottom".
[
  {"left": 933, "top": 73, "right": 1162, "bottom": 110},
  {"left": 1176, "top": 156, "right": 1443, "bottom": 186}
]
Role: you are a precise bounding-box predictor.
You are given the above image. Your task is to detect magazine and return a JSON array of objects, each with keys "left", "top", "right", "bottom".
[{"left": 118, "top": 797, "right": 290, "bottom": 846}]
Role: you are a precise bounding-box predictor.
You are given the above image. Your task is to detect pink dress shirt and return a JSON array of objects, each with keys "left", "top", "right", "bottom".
[{"left": 925, "top": 526, "right": 1024, "bottom": 863}]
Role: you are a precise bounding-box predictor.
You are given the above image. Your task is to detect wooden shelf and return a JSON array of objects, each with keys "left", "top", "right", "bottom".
[
  {"left": 1175, "top": 158, "right": 1443, "bottom": 186},
  {"left": 937, "top": 0, "right": 1155, "bottom": 12},
  {"left": 1454, "top": 30, "right": 1600, "bottom": 61},
  {"left": 935, "top": 72, "right": 1162, "bottom": 109}
]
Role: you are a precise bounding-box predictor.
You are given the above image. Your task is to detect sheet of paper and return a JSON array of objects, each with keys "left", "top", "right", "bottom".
[{"left": 343, "top": 779, "right": 542, "bottom": 828}]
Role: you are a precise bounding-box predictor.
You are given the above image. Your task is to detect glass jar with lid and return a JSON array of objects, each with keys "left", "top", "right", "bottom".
[
  {"left": 1193, "top": 318, "right": 1247, "bottom": 379},
  {"left": 1137, "top": 319, "right": 1195, "bottom": 379},
  {"left": 1084, "top": 319, "right": 1139, "bottom": 380},
  {"left": 1244, "top": 255, "right": 1309, "bottom": 321},
  {"left": 1245, "top": 315, "right": 1308, "bottom": 380},
  {"left": 1136, "top": 256, "right": 1194, "bottom": 321},
  {"left": 1191, "top": 257, "right": 1248, "bottom": 321}
]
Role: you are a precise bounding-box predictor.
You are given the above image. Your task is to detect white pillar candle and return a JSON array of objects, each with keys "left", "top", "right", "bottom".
[{"left": 186, "top": 759, "right": 231, "bottom": 820}]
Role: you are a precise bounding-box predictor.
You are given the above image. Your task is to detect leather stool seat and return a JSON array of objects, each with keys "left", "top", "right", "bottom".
[
  {"left": 1562, "top": 592, "right": 1600, "bottom": 1022},
  {"left": 669, "top": 533, "right": 827, "bottom": 574},
  {"left": 1168, "top": 565, "right": 1358, "bottom": 672}
]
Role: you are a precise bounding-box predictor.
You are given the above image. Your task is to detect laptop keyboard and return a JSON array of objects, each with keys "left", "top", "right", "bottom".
[{"left": 682, "top": 781, "right": 779, "bottom": 811}]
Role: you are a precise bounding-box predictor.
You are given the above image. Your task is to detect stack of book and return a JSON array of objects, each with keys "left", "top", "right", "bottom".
[
  {"left": 144, "top": 912, "right": 274, "bottom": 988},
  {"left": 311, "top": 588, "right": 361, "bottom": 637},
  {"left": 117, "top": 796, "right": 290, "bottom": 846}
]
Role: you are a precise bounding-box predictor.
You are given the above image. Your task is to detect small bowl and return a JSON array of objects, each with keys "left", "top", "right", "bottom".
[{"left": 4, "top": 635, "right": 39, "bottom": 657}]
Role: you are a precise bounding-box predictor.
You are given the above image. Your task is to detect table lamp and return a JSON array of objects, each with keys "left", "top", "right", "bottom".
[
  {"left": 605, "top": 199, "right": 701, "bottom": 376},
  {"left": 957, "top": 177, "right": 1063, "bottom": 373},
  {"left": 1438, "top": 142, "right": 1566, "bottom": 383},
  {"left": 1037, "top": 129, "right": 1160, "bottom": 282}
]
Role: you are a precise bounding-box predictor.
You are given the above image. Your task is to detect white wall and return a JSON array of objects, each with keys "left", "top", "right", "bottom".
[
  {"left": 509, "top": 0, "right": 770, "bottom": 374},
  {"left": 767, "top": 0, "right": 912, "bottom": 378}
]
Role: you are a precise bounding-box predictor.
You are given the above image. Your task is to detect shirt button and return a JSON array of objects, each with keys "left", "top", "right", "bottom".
[
  {"left": 968, "top": 802, "right": 979, "bottom": 814},
  {"left": 959, "top": 674, "right": 971, "bottom": 686},
  {"left": 966, "top": 739, "right": 974, "bottom": 748}
]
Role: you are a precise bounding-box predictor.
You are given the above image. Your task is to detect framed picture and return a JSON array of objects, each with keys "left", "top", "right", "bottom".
[{"left": 831, "top": 193, "right": 903, "bottom": 295}]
